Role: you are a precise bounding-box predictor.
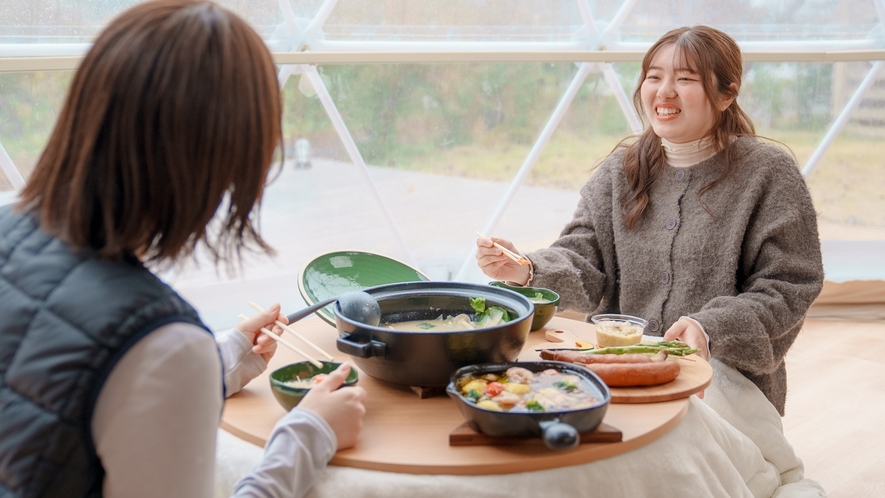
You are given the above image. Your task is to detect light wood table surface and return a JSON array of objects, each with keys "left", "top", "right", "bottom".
[{"left": 221, "top": 315, "right": 707, "bottom": 475}]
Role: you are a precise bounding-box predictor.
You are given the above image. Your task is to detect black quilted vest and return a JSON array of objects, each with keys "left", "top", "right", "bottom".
[{"left": 0, "top": 206, "right": 211, "bottom": 497}]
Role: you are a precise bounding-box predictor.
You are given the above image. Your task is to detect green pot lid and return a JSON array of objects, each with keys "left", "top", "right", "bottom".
[{"left": 298, "top": 250, "right": 430, "bottom": 326}]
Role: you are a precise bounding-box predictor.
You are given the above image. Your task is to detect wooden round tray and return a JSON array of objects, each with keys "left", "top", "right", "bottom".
[
  {"left": 536, "top": 320, "right": 712, "bottom": 403},
  {"left": 221, "top": 315, "right": 698, "bottom": 475}
]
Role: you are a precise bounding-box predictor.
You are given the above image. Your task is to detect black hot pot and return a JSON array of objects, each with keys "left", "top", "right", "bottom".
[
  {"left": 333, "top": 281, "right": 534, "bottom": 387},
  {"left": 446, "top": 361, "right": 611, "bottom": 450}
]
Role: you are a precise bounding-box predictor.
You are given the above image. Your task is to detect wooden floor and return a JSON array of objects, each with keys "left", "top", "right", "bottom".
[
  {"left": 163, "top": 159, "right": 885, "bottom": 495},
  {"left": 783, "top": 304, "right": 885, "bottom": 497}
]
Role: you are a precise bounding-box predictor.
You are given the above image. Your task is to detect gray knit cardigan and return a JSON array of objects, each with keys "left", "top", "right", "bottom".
[{"left": 527, "top": 136, "right": 824, "bottom": 415}]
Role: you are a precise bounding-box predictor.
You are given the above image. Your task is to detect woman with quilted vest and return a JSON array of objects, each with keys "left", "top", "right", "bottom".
[{"left": 0, "top": 1, "right": 365, "bottom": 497}]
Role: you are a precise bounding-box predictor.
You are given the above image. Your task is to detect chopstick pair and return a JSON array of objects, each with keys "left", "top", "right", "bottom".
[
  {"left": 475, "top": 231, "right": 531, "bottom": 266},
  {"left": 240, "top": 301, "right": 336, "bottom": 369}
]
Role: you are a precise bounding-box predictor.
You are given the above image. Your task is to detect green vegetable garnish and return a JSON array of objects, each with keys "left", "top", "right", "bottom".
[
  {"left": 469, "top": 297, "right": 512, "bottom": 327},
  {"left": 526, "top": 399, "right": 544, "bottom": 412},
  {"left": 467, "top": 389, "right": 481, "bottom": 402},
  {"left": 554, "top": 380, "right": 577, "bottom": 392},
  {"left": 469, "top": 297, "right": 486, "bottom": 314},
  {"left": 417, "top": 322, "right": 435, "bottom": 330}
]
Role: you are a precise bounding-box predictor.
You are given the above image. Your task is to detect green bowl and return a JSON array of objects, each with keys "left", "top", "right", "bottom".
[
  {"left": 298, "top": 251, "right": 430, "bottom": 326},
  {"left": 489, "top": 281, "right": 560, "bottom": 331},
  {"left": 269, "top": 361, "right": 359, "bottom": 411}
]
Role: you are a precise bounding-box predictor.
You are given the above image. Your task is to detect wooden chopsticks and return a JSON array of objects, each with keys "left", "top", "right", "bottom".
[
  {"left": 237, "top": 314, "right": 324, "bottom": 368},
  {"left": 475, "top": 231, "right": 531, "bottom": 266},
  {"left": 248, "top": 302, "right": 334, "bottom": 360}
]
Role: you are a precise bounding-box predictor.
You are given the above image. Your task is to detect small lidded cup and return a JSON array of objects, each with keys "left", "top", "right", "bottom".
[{"left": 590, "top": 314, "right": 648, "bottom": 348}]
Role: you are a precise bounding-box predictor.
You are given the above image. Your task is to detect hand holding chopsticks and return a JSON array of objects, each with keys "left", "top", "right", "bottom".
[
  {"left": 248, "top": 301, "right": 334, "bottom": 360},
  {"left": 237, "top": 314, "right": 324, "bottom": 368},
  {"left": 475, "top": 231, "right": 531, "bottom": 266}
]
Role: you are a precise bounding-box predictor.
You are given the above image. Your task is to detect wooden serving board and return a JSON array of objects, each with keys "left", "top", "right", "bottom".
[
  {"left": 527, "top": 318, "right": 713, "bottom": 404},
  {"left": 606, "top": 355, "right": 712, "bottom": 403},
  {"left": 450, "top": 422, "right": 622, "bottom": 446}
]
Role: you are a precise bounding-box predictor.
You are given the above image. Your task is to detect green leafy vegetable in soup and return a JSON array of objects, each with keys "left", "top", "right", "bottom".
[
  {"left": 529, "top": 292, "right": 549, "bottom": 304},
  {"left": 457, "top": 367, "right": 600, "bottom": 413},
  {"left": 469, "top": 297, "right": 511, "bottom": 327},
  {"left": 385, "top": 297, "right": 513, "bottom": 332}
]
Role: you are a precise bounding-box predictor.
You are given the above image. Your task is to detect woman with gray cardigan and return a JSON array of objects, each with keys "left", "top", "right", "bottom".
[{"left": 476, "top": 25, "right": 824, "bottom": 418}]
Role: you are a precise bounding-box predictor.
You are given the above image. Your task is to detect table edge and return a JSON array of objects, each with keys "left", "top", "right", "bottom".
[{"left": 325, "top": 400, "right": 689, "bottom": 475}]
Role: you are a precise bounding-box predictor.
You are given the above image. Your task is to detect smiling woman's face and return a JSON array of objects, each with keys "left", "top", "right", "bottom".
[{"left": 640, "top": 44, "right": 716, "bottom": 144}]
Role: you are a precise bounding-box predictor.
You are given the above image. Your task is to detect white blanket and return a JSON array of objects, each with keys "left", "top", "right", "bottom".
[
  {"left": 216, "top": 362, "right": 826, "bottom": 498},
  {"left": 703, "top": 359, "right": 826, "bottom": 498}
]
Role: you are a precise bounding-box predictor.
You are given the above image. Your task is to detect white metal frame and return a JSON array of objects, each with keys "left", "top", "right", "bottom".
[
  {"left": 1, "top": 0, "right": 884, "bottom": 279},
  {"left": 803, "top": 61, "right": 885, "bottom": 177}
]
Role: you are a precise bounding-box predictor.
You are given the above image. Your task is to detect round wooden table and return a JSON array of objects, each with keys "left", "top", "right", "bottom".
[{"left": 220, "top": 315, "right": 710, "bottom": 475}]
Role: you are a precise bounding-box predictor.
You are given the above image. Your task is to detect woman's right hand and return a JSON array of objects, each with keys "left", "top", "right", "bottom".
[
  {"left": 298, "top": 363, "right": 367, "bottom": 450},
  {"left": 475, "top": 235, "right": 531, "bottom": 285}
]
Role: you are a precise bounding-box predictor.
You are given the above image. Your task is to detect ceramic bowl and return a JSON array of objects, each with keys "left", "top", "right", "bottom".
[
  {"left": 269, "top": 360, "right": 359, "bottom": 411},
  {"left": 489, "top": 281, "right": 560, "bottom": 331},
  {"left": 298, "top": 250, "right": 431, "bottom": 326}
]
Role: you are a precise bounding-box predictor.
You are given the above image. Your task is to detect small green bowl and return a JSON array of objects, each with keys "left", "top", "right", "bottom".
[
  {"left": 269, "top": 361, "right": 359, "bottom": 411},
  {"left": 489, "top": 281, "right": 560, "bottom": 331}
]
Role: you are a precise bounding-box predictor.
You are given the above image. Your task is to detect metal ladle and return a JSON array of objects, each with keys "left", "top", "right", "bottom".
[{"left": 285, "top": 290, "right": 382, "bottom": 326}]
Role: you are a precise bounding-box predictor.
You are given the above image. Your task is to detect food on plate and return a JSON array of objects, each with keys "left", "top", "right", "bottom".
[
  {"left": 584, "top": 341, "right": 699, "bottom": 356},
  {"left": 542, "top": 350, "right": 653, "bottom": 364},
  {"left": 283, "top": 373, "right": 328, "bottom": 388},
  {"left": 455, "top": 366, "right": 601, "bottom": 413},
  {"left": 593, "top": 319, "right": 644, "bottom": 347},
  {"left": 383, "top": 296, "right": 512, "bottom": 332},
  {"left": 529, "top": 292, "right": 551, "bottom": 304},
  {"left": 540, "top": 350, "right": 680, "bottom": 387},
  {"left": 581, "top": 360, "right": 680, "bottom": 387}
]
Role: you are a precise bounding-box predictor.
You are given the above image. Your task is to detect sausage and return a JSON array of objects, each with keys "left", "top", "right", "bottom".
[
  {"left": 540, "top": 350, "right": 652, "bottom": 364},
  {"left": 581, "top": 361, "right": 680, "bottom": 387},
  {"left": 539, "top": 349, "right": 679, "bottom": 387}
]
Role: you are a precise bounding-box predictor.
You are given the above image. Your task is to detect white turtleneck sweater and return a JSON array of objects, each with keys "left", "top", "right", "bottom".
[{"left": 661, "top": 136, "right": 717, "bottom": 168}]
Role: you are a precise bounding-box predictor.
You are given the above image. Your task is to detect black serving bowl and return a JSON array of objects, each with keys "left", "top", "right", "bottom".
[
  {"left": 333, "top": 281, "right": 534, "bottom": 387},
  {"left": 446, "top": 361, "right": 611, "bottom": 450}
]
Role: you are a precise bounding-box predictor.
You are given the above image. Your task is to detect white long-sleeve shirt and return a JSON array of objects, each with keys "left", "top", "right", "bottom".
[{"left": 92, "top": 323, "right": 336, "bottom": 498}]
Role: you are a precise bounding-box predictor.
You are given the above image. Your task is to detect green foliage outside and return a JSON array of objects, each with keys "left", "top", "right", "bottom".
[
  {"left": 2, "top": 62, "right": 883, "bottom": 227},
  {"left": 0, "top": 71, "right": 72, "bottom": 182}
]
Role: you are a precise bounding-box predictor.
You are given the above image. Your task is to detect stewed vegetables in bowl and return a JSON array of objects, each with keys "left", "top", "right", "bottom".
[
  {"left": 456, "top": 366, "right": 601, "bottom": 413},
  {"left": 446, "top": 361, "right": 610, "bottom": 450}
]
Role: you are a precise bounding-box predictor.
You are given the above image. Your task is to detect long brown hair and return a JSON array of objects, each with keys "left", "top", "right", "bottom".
[
  {"left": 621, "top": 25, "right": 755, "bottom": 228},
  {"left": 17, "top": 0, "right": 282, "bottom": 269}
]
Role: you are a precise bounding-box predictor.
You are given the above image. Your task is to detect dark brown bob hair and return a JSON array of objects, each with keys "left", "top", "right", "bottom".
[
  {"left": 621, "top": 25, "right": 756, "bottom": 228},
  {"left": 18, "top": 0, "right": 282, "bottom": 268}
]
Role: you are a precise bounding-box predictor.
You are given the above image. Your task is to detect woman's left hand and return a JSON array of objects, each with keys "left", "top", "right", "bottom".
[
  {"left": 236, "top": 303, "right": 287, "bottom": 363},
  {"left": 663, "top": 318, "right": 710, "bottom": 361},
  {"left": 663, "top": 318, "right": 710, "bottom": 399}
]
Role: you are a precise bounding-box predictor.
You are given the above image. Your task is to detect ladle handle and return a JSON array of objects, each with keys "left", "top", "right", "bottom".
[{"left": 286, "top": 297, "right": 339, "bottom": 323}]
